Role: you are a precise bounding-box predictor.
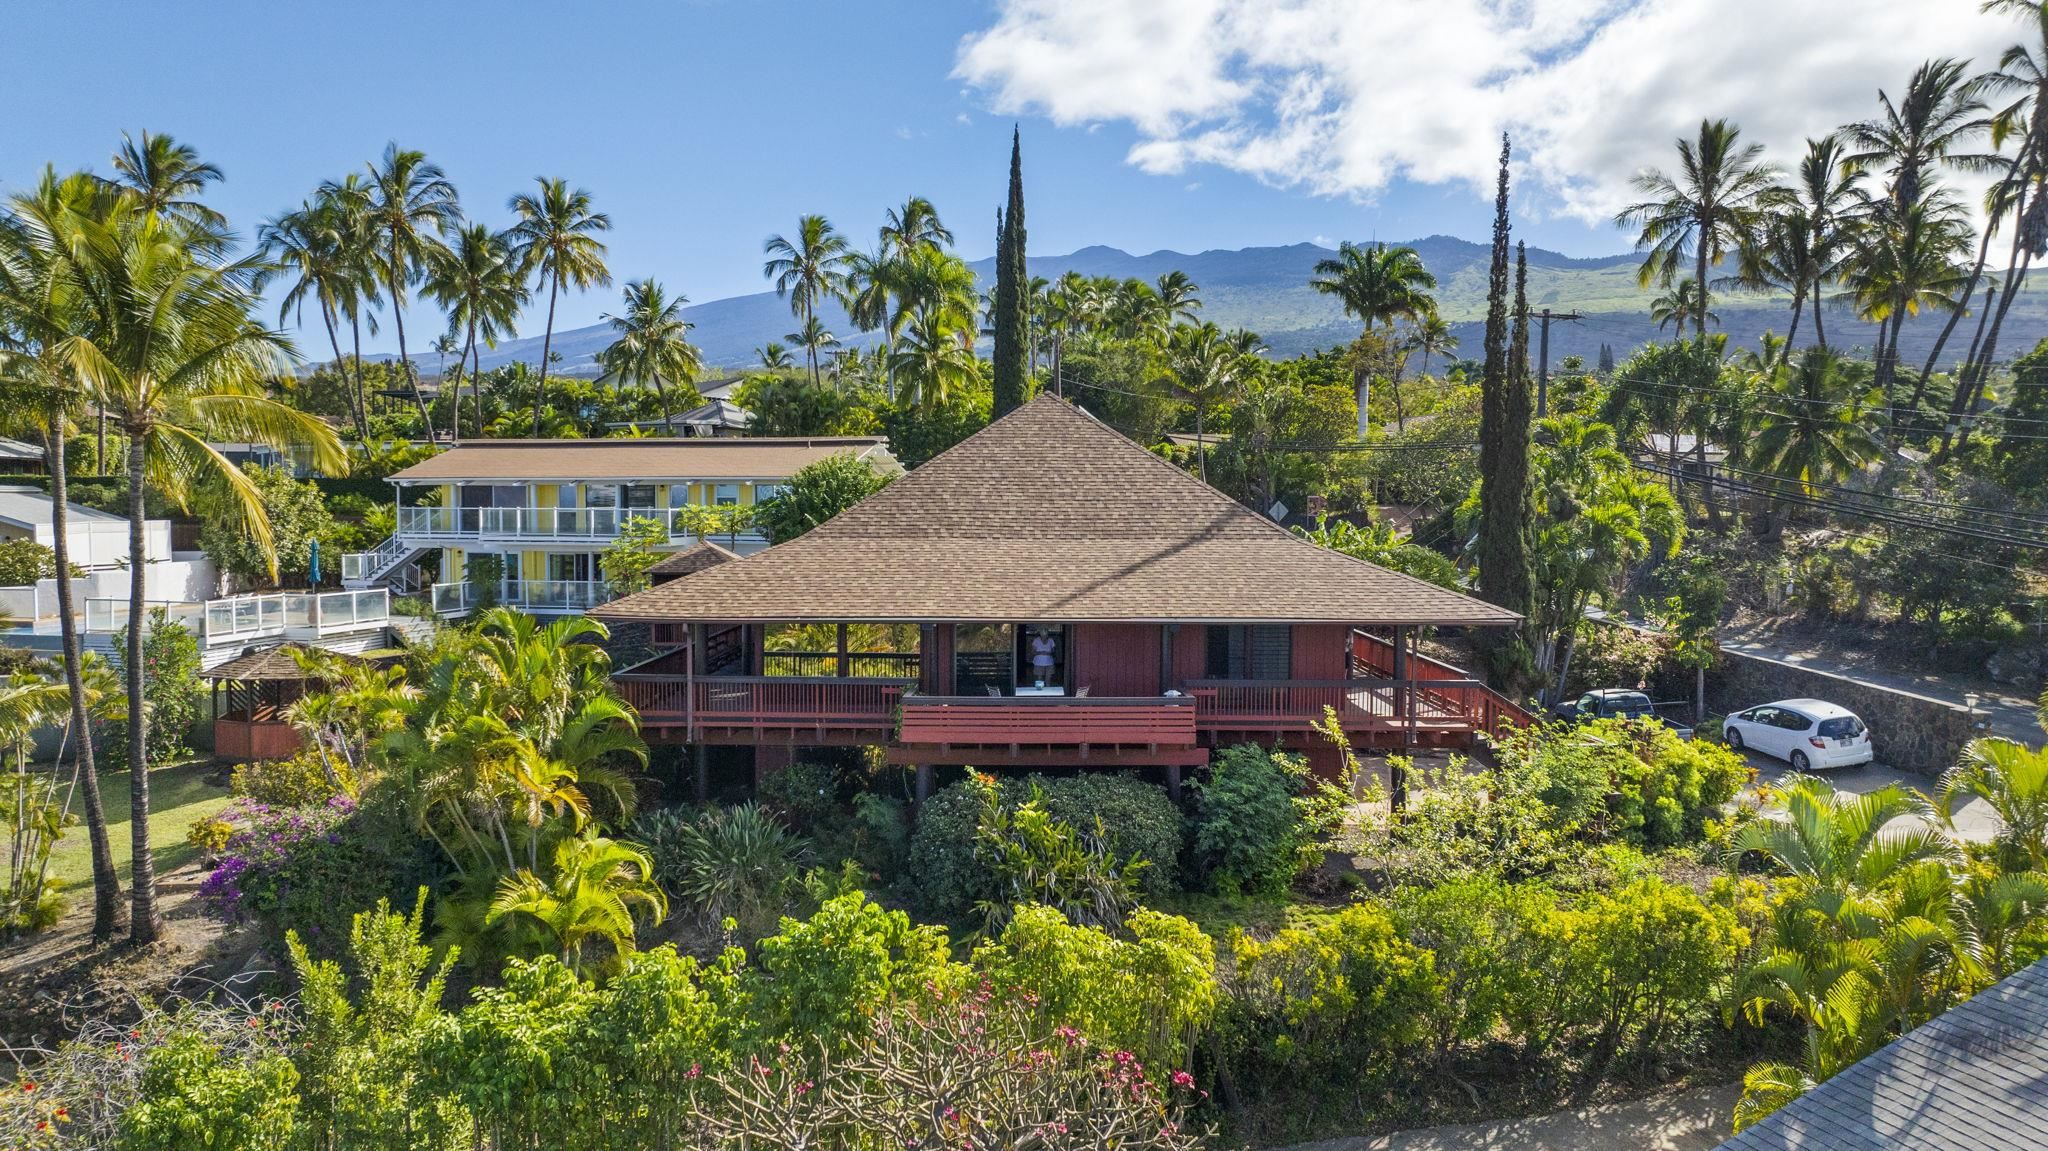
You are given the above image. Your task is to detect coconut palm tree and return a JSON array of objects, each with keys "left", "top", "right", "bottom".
[
  {"left": 786, "top": 316, "right": 840, "bottom": 383},
  {"left": 1310, "top": 242, "right": 1437, "bottom": 437},
  {"left": 311, "top": 176, "right": 384, "bottom": 434},
  {"left": 1155, "top": 270, "right": 1203, "bottom": 327},
  {"left": 1941, "top": 736, "right": 2048, "bottom": 872},
  {"left": 486, "top": 833, "right": 666, "bottom": 975},
  {"left": 424, "top": 222, "right": 525, "bottom": 441},
  {"left": 596, "top": 279, "right": 703, "bottom": 434},
  {"left": 1406, "top": 312, "right": 1458, "bottom": 379},
  {"left": 757, "top": 342, "right": 794, "bottom": 372},
  {"left": 1843, "top": 195, "right": 1974, "bottom": 413},
  {"left": 1748, "top": 348, "right": 1886, "bottom": 496},
  {"left": 54, "top": 201, "right": 346, "bottom": 941},
  {"left": 107, "top": 130, "right": 228, "bottom": 246},
  {"left": 1775, "top": 136, "right": 1871, "bottom": 354},
  {"left": 508, "top": 177, "right": 611, "bottom": 435},
  {"left": 1649, "top": 279, "right": 1718, "bottom": 338},
  {"left": 889, "top": 307, "right": 977, "bottom": 410},
  {"left": 1163, "top": 322, "right": 1241, "bottom": 482},
  {"left": 257, "top": 201, "right": 372, "bottom": 438},
  {"left": 879, "top": 196, "right": 953, "bottom": 258},
  {"left": 763, "top": 216, "right": 851, "bottom": 389},
  {"left": 1618, "top": 119, "right": 1783, "bottom": 334},
  {"left": 0, "top": 173, "right": 128, "bottom": 938},
  {"left": 1843, "top": 57, "right": 1999, "bottom": 216},
  {"left": 359, "top": 144, "right": 460, "bottom": 435}
]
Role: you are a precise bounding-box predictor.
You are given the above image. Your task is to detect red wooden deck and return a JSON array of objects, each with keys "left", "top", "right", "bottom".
[{"left": 889, "top": 695, "right": 1207, "bottom": 765}]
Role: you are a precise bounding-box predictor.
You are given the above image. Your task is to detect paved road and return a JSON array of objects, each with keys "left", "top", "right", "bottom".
[
  {"left": 1720, "top": 633, "right": 2040, "bottom": 744},
  {"left": 1740, "top": 754, "right": 2002, "bottom": 844},
  {"left": 1278, "top": 1082, "right": 1739, "bottom": 1151}
]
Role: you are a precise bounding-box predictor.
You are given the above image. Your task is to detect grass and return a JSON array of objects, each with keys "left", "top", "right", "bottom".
[{"left": 46, "top": 759, "right": 234, "bottom": 891}]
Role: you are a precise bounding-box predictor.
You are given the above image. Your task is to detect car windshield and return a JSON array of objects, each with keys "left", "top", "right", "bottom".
[
  {"left": 1817, "top": 717, "right": 1865, "bottom": 738},
  {"left": 1607, "top": 694, "right": 1652, "bottom": 712}
]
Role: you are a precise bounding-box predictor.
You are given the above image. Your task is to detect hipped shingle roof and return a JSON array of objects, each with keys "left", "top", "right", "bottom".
[{"left": 594, "top": 396, "right": 1518, "bottom": 627}]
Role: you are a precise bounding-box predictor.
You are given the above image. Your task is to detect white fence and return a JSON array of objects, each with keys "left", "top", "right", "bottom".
[{"left": 84, "top": 589, "right": 390, "bottom": 646}]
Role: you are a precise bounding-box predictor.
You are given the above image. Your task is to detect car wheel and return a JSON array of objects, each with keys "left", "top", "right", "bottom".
[
  {"left": 1791, "top": 750, "right": 1811, "bottom": 772},
  {"left": 1725, "top": 728, "right": 1744, "bottom": 752}
]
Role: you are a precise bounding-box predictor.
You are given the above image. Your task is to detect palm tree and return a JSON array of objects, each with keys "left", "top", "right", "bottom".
[
  {"left": 56, "top": 200, "right": 346, "bottom": 941},
  {"left": 107, "top": 131, "right": 228, "bottom": 245},
  {"left": 258, "top": 201, "right": 371, "bottom": 439},
  {"left": 1941, "top": 737, "right": 2048, "bottom": 872},
  {"left": 757, "top": 342, "right": 794, "bottom": 372},
  {"left": 1617, "top": 119, "right": 1783, "bottom": 334},
  {"left": 1309, "top": 242, "right": 1437, "bottom": 437},
  {"left": 879, "top": 196, "right": 953, "bottom": 257},
  {"left": 1155, "top": 270, "right": 1203, "bottom": 326},
  {"left": 0, "top": 173, "right": 127, "bottom": 938},
  {"left": 487, "top": 833, "right": 666, "bottom": 975},
  {"left": 1748, "top": 348, "right": 1885, "bottom": 496},
  {"left": 1163, "top": 322, "right": 1241, "bottom": 482},
  {"left": 508, "top": 177, "right": 611, "bottom": 435},
  {"left": 596, "top": 279, "right": 703, "bottom": 434},
  {"left": 1649, "top": 279, "right": 1718, "bottom": 337},
  {"left": 762, "top": 215, "right": 851, "bottom": 388},
  {"left": 1843, "top": 58, "right": 1998, "bottom": 216},
  {"left": 889, "top": 307, "right": 977, "bottom": 410},
  {"left": 312, "top": 176, "right": 384, "bottom": 435},
  {"left": 1406, "top": 312, "right": 1458, "bottom": 378},
  {"left": 1843, "top": 196, "right": 1973, "bottom": 413},
  {"left": 424, "top": 222, "right": 525, "bottom": 441},
  {"left": 786, "top": 316, "right": 840, "bottom": 382},
  {"left": 359, "top": 144, "right": 460, "bottom": 435}
]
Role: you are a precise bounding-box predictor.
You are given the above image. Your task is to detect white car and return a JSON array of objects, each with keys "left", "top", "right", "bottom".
[{"left": 1722, "top": 699, "right": 1874, "bottom": 771}]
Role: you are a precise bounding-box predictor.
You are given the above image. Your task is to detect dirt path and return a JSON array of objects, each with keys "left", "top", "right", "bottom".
[{"left": 1274, "top": 1082, "right": 1739, "bottom": 1151}]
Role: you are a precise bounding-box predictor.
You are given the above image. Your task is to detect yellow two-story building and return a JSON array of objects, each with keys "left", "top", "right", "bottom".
[{"left": 341, "top": 437, "right": 898, "bottom": 615}]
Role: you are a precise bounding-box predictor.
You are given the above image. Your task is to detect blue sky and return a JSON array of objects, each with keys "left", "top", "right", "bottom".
[{"left": 3, "top": 0, "right": 2011, "bottom": 352}]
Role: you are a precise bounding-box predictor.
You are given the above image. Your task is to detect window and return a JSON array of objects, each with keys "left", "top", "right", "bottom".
[
  {"left": 1817, "top": 717, "right": 1865, "bottom": 738},
  {"left": 1204, "top": 625, "right": 1292, "bottom": 680},
  {"left": 622, "top": 484, "right": 657, "bottom": 509},
  {"left": 1774, "top": 710, "right": 1812, "bottom": 731},
  {"left": 714, "top": 483, "right": 740, "bottom": 506},
  {"left": 756, "top": 484, "right": 784, "bottom": 502},
  {"left": 668, "top": 484, "right": 692, "bottom": 508},
  {"left": 584, "top": 484, "right": 619, "bottom": 508}
]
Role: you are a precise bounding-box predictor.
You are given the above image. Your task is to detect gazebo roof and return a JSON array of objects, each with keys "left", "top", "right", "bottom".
[
  {"left": 201, "top": 644, "right": 359, "bottom": 682},
  {"left": 649, "top": 540, "right": 742, "bottom": 578}
]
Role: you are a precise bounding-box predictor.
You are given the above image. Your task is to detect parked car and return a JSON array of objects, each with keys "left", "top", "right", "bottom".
[
  {"left": 1722, "top": 699, "right": 1873, "bottom": 771},
  {"left": 1553, "top": 688, "right": 1694, "bottom": 740}
]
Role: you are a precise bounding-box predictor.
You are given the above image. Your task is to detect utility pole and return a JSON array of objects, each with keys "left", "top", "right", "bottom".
[{"left": 1533, "top": 309, "right": 1582, "bottom": 417}]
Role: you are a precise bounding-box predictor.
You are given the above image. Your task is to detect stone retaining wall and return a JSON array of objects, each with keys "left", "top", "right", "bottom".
[{"left": 1707, "top": 649, "right": 1984, "bottom": 777}]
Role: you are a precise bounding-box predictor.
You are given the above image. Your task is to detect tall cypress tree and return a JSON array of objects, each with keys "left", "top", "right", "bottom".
[
  {"left": 993, "top": 127, "right": 1029, "bottom": 415},
  {"left": 1477, "top": 137, "right": 1535, "bottom": 675}
]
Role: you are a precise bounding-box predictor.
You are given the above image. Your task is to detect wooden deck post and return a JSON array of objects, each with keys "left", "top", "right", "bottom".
[
  {"left": 1164, "top": 764, "right": 1183, "bottom": 802},
  {"left": 836, "top": 622, "right": 849, "bottom": 678},
  {"left": 693, "top": 743, "right": 708, "bottom": 802},
  {"left": 686, "top": 622, "right": 703, "bottom": 742},
  {"left": 1158, "top": 624, "right": 1176, "bottom": 693},
  {"left": 915, "top": 764, "right": 934, "bottom": 805}
]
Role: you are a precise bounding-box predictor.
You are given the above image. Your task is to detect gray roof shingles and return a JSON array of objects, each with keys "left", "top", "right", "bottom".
[
  {"left": 595, "top": 395, "right": 1520, "bottom": 627},
  {"left": 1717, "top": 958, "right": 2048, "bottom": 1151}
]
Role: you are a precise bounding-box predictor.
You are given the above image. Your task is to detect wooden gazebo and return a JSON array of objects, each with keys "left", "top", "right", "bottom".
[{"left": 203, "top": 644, "right": 347, "bottom": 761}]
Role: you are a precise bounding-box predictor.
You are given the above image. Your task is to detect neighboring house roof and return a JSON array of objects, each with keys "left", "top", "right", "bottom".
[
  {"left": 648, "top": 540, "right": 741, "bottom": 579},
  {"left": 0, "top": 438, "right": 43, "bottom": 463},
  {"left": 1717, "top": 958, "right": 2048, "bottom": 1151},
  {"left": 595, "top": 395, "right": 1520, "bottom": 627},
  {"left": 1641, "top": 432, "right": 1728, "bottom": 462},
  {"left": 677, "top": 397, "right": 752, "bottom": 433},
  {"left": 0, "top": 485, "right": 125, "bottom": 528},
  {"left": 386, "top": 437, "right": 897, "bottom": 483}
]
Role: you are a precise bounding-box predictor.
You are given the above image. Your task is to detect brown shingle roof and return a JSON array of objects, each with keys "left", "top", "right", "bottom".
[
  {"left": 201, "top": 643, "right": 364, "bottom": 682},
  {"left": 386, "top": 437, "right": 897, "bottom": 483},
  {"left": 594, "top": 396, "right": 1518, "bottom": 627},
  {"left": 649, "top": 540, "right": 741, "bottom": 579}
]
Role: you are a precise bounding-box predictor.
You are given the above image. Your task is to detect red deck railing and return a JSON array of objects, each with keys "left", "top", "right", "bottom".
[
  {"left": 614, "top": 674, "right": 908, "bottom": 736},
  {"left": 897, "top": 695, "right": 1198, "bottom": 748},
  {"left": 1349, "top": 631, "right": 1536, "bottom": 734}
]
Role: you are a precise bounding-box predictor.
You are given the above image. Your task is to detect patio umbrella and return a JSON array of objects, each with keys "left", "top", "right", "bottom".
[{"left": 308, "top": 539, "right": 320, "bottom": 585}]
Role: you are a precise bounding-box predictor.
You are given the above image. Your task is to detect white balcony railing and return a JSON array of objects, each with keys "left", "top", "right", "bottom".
[
  {"left": 428, "top": 579, "right": 612, "bottom": 617},
  {"left": 394, "top": 505, "right": 764, "bottom": 547},
  {"left": 85, "top": 589, "right": 390, "bottom": 646}
]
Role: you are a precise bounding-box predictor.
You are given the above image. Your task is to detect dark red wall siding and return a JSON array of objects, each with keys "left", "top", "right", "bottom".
[
  {"left": 1171, "top": 624, "right": 1208, "bottom": 688},
  {"left": 1072, "top": 623, "right": 1161, "bottom": 696},
  {"left": 1293, "top": 625, "right": 1350, "bottom": 680}
]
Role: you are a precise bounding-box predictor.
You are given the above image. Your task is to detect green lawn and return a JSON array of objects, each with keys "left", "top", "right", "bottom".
[{"left": 47, "top": 760, "right": 235, "bottom": 890}]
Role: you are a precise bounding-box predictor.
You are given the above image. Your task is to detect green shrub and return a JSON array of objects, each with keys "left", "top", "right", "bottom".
[
  {"left": 1609, "top": 724, "right": 1750, "bottom": 847},
  {"left": 974, "top": 784, "right": 1147, "bottom": 932},
  {"left": 746, "top": 891, "right": 961, "bottom": 1047},
  {"left": 1215, "top": 903, "right": 1438, "bottom": 1108},
  {"left": 975, "top": 902, "right": 1218, "bottom": 1073},
  {"left": 636, "top": 802, "right": 808, "bottom": 939},
  {"left": 102, "top": 609, "right": 202, "bottom": 771},
  {"left": 849, "top": 792, "right": 908, "bottom": 879},
  {"left": 117, "top": 1030, "right": 300, "bottom": 1151},
  {"left": 1189, "top": 744, "right": 1309, "bottom": 897},
  {"left": 229, "top": 753, "right": 346, "bottom": 808},
  {"left": 390, "top": 595, "right": 432, "bottom": 618},
  {"left": 0, "top": 537, "right": 67, "bottom": 586},
  {"left": 1555, "top": 877, "right": 1742, "bottom": 1065},
  {"left": 907, "top": 773, "right": 1183, "bottom": 921},
  {"left": 1392, "top": 876, "right": 1561, "bottom": 1060},
  {"left": 757, "top": 760, "right": 841, "bottom": 835}
]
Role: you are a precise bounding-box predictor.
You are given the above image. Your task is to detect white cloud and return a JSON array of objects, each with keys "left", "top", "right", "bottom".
[{"left": 953, "top": 0, "right": 2015, "bottom": 222}]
